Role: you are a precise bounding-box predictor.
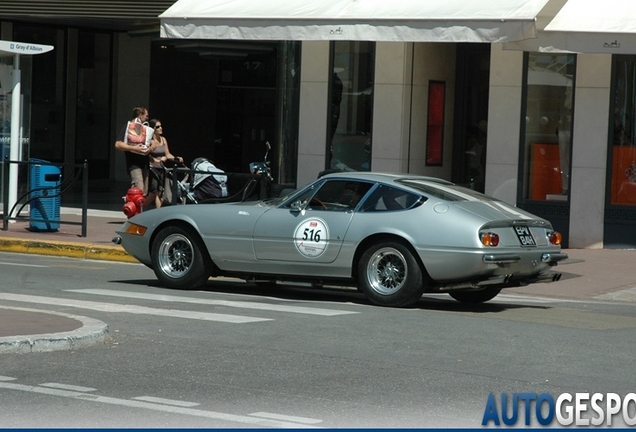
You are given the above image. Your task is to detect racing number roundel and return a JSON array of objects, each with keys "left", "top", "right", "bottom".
[{"left": 294, "top": 218, "right": 329, "bottom": 258}]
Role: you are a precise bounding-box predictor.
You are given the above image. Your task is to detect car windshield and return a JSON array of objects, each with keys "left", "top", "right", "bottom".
[{"left": 397, "top": 179, "right": 496, "bottom": 202}]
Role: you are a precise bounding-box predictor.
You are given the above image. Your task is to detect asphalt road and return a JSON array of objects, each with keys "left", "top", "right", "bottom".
[{"left": 1, "top": 252, "right": 636, "bottom": 428}]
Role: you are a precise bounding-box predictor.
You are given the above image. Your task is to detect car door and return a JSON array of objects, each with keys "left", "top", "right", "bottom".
[{"left": 252, "top": 179, "right": 372, "bottom": 263}]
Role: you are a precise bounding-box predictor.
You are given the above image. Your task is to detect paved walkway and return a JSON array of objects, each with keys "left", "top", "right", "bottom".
[{"left": 1, "top": 206, "right": 636, "bottom": 353}]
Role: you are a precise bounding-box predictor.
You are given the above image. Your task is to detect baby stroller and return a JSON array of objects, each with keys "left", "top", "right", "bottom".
[
  {"left": 160, "top": 158, "right": 226, "bottom": 205},
  {"left": 182, "top": 157, "right": 228, "bottom": 204}
]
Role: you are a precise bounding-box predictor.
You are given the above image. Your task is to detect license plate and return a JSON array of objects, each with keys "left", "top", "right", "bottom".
[{"left": 514, "top": 226, "right": 536, "bottom": 246}]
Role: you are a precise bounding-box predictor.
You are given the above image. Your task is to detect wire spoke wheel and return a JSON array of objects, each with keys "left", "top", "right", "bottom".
[
  {"left": 367, "top": 247, "right": 407, "bottom": 295},
  {"left": 151, "top": 225, "right": 212, "bottom": 289},
  {"left": 158, "top": 233, "right": 194, "bottom": 278},
  {"left": 358, "top": 241, "right": 426, "bottom": 307}
]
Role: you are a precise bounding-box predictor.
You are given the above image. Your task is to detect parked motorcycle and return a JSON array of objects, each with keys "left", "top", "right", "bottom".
[{"left": 249, "top": 141, "right": 273, "bottom": 200}]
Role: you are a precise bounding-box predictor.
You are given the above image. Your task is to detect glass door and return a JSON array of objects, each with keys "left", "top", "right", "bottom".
[
  {"left": 605, "top": 55, "right": 636, "bottom": 248},
  {"left": 517, "top": 52, "right": 576, "bottom": 247}
]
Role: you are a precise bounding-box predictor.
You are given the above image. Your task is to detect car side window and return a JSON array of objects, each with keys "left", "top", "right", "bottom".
[
  {"left": 359, "top": 185, "right": 424, "bottom": 212},
  {"left": 311, "top": 180, "right": 374, "bottom": 211},
  {"left": 285, "top": 180, "right": 373, "bottom": 211}
]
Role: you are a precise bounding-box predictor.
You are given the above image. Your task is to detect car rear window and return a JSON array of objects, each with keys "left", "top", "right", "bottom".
[{"left": 397, "top": 179, "right": 486, "bottom": 202}]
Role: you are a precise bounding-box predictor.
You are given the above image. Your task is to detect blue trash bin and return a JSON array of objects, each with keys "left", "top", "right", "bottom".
[{"left": 29, "top": 159, "right": 61, "bottom": 231}]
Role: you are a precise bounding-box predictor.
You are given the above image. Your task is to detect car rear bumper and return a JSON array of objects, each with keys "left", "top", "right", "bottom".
[
  {"left": 417, "top": 246, "right": 568, "bottom": 282},
  {"left": 483, "top": 252, "right": 568, "bottom": 266}
]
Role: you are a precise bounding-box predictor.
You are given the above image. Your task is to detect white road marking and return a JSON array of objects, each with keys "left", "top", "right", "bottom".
[
  {"left": 0, "top": 375, "right": 16, "bottom": 381},
  {"left": 496, "top": 293, "right": 636, "bottom": 306},
  {"left": 595, "top": 287, "right": 636, "bottom": 302},
  {"left": 0, "top": 381, "right": 318, "bottom": 428},
  {"left": 249, "top": 411, "right": 323, "bottom": 424},
  {"left": 0, "top": 293, "right": 271, "bottom": 324},
  {"left": 0, "top": 261, "right": 48, "bottom": 268},
  {"left": 40, "top": 383, "right": 97, "bottom": 392},
  {"left": 68, "top": 288, "right": 358, "bottom": 316},
  {"left": 491, "top": 294, "right": 556, "bottom": 304},
  {"left": 132, "top": 396, "right": 199, "bottom": 407}
]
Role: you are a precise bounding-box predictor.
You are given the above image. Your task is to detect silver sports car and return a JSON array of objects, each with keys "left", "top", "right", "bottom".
[{"left": 114, "top": 172, "right": 567, "bottom": 307}]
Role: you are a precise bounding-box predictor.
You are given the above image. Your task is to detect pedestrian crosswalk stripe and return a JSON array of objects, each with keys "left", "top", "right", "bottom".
[
  {"left": 40, "top": 383, "right": 97, "bottom": 392},
  {"left": 68, "top": 288, "right": 358, "bottom": 316},
  {"left": 249, "top": 412, "right": 322, "bottom": 424},
  {"left": 0, "top": 293, "right": 271, "bottom": 324},
  {"left": 132, "top": 396, "right": 200, "bottom": 407},
  {"left": 0, "top": 381, "right": 318, "bottom": 428}
]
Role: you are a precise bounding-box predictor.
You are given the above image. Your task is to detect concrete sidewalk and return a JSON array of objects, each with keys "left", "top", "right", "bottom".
[{"left": 1, "top": 206, "right": 636, "bottom": 353}]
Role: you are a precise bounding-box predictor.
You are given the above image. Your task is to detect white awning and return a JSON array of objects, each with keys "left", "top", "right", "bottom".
[
  {"left": 160, "top": 0, "right": 550, "bottom": 43},
  {"left": 505, "top": 0, "right": 636, "bottom": 54}
]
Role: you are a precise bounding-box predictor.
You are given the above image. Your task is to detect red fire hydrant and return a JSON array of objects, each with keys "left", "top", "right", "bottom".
[{"left": 122, "top": 187, "right": 145, "bottom": 218}]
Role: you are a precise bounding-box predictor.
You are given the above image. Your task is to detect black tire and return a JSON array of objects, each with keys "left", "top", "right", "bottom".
[
  {"left": 357, "top": 241, "right": 426, "bottom": 307},
  {"left": 151, "top": 225, "right": 212, "bottom": 289},
  {"left": 449, "top": 288, "right": 501, "bottom": 304}
]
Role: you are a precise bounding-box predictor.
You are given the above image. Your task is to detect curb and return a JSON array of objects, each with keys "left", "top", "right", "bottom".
[
  {"left": 0, "top": 237, "right": 137, "bottom": 263},
  {"left": 0, "top": 306, "right": 110, "bottom": 354}
]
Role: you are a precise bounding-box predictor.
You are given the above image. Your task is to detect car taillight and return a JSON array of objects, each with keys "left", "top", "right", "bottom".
[
  {"left": 548, "top": 231, "right": 562, "bottom": 245},
  {"left": 480, "top": 232, "right": 499, "bottom": 247}
]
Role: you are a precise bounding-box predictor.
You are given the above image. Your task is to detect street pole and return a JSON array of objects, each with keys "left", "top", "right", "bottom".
[{"left": 7, "top": 54, "right": 20, "bottom": 219}]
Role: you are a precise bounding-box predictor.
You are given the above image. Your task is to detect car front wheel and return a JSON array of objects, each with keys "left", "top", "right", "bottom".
[
  {"left": 151, "top": 225, "right": 212, "bottom": 289},
  {"left": 358, "top": 242, "right": 426, "bottom": 307},
  {"left": 449, "top": 288, "right": 501, "bottom": 304}
]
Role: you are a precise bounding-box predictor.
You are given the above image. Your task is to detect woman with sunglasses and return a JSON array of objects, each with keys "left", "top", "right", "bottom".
[{"left": 147, "top": 119, "right": 182, "bottom": 208}]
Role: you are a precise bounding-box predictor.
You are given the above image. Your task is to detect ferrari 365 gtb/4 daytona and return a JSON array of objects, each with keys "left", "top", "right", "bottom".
[{"left": 115, "top": 172, "right": 567, "bottom": 307}]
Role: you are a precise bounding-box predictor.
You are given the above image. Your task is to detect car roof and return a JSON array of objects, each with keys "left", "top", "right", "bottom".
[
  {"left": 316, "top": 171, "right": 490, "bottom": 203},
  {"left": 318, "top": 171, "right": 454, "bottom": 186}
]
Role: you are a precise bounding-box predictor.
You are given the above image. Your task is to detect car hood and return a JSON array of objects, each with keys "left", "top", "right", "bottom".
[{"left": 123, "top": 200, "right": 275, "bottom": 226}]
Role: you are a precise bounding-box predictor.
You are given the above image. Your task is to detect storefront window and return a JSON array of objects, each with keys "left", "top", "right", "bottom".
[
  {"left": 327, "top": 41, "right": 375, "bottom": 172},
  {"left": 13, "top": 25, "right": 64, "bottom": 163},
  {"left": 521, "top": 53, "right": 575, "bottom": 201},
  {"left": 75, "top": 30, "right": 112, "bottom": 178},
  {"left": 149, "top": 40, "right": 299, "bottom": 191},
  {"left": 609, "top": 55, "right": 636, "bottom": 205},
  {"left": 0, "top": 56, "right": 15, "bottom": 160}
]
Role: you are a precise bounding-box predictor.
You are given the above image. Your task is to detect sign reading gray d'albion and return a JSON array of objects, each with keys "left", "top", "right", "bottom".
[{"left": 0, "top": 40, "right": 54, "bottom": 55}]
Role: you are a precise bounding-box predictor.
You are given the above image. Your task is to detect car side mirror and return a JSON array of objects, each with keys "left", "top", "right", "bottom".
[{"left": 290, "top": 200, "right": 303, "bottom": 211}]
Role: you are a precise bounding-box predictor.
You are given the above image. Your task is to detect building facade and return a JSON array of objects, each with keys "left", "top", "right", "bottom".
[{"left": 2, "top": 1, "right": 636, "bottom": 249}]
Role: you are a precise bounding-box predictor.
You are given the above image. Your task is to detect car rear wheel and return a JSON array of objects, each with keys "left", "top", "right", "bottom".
[
  {"left": 358, "top": 241, "right": 426, "bottom": 307},
  {"left": 151, "top": 225, "right": 212, "bottom": 289},
  {"left": 449, "top": 288, "right": 501, "bottom": 304}
]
